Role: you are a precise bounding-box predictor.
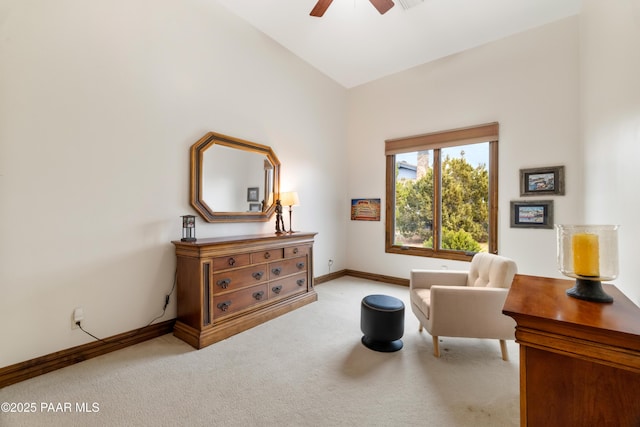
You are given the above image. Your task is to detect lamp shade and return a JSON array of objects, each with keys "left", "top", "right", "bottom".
[{"left": 280, "top": 191, "right": 300, "bottom": 207}]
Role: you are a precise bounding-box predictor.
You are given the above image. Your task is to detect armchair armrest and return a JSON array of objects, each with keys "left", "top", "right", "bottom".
[
  {"left": 429, "top": 286, "right": 514, "bottom": 338},
  {"left": 410, "top": 269, "right": 469, "bottom": 290}
]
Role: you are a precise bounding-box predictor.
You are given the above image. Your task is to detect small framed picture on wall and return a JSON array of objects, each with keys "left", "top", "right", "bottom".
[
  {"left": 519, "top": 166, "right": 565, "bottom": 196},
  {"left": 351, "top": 198, "right": 381, "bottom": 221},
  {"left": 247, "top": 187, "right": 259, "bottom": 202},
  {"left": 510, "top": 200, "right": 554, "bottom": 229}
]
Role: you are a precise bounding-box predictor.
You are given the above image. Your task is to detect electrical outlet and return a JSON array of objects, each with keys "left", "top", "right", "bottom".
[{"left": 72, "top": 307, "right": 84, "bottom": 329}]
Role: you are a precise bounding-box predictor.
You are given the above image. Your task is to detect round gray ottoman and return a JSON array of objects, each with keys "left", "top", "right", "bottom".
[{"left": 360, "top": 294, "right": 405, "bottom": 352}]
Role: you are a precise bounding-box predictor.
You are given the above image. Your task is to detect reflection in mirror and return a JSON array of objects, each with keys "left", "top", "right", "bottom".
[
  {"left": 190, "top": 132, "right": 280, "bottom": 222},
  {"left": 202, "top": 145, "right": 272, "bottom": 212}
]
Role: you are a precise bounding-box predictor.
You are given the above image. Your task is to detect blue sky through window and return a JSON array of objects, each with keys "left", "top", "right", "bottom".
[{"left": 396, "top": 142, "right": 488, "bottom": 169}]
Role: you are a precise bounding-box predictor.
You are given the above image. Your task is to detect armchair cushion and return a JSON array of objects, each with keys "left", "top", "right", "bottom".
[
  {"left": 467, "top": 252, "right": 517, "bottom": 288},
  {"left": 411, "top": 288, "right": 431, "bottom": 319}
]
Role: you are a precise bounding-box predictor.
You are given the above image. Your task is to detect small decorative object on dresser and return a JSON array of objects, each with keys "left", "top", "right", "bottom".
[
  {"left": 172, "top": 232, "right": 317, "bottom": 349},
  {"left": 180, "top": 215, "right": 196, "bottom": 242},
  {"left": 274, "top": 200, "right": 285, "bottom": 234}
]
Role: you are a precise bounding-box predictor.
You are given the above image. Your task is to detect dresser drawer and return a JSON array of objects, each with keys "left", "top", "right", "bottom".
[
  {"left": 269, "top": 256, "right": 307, "bottom": 279},
  {"left": 212, "top": 254, "right": 251, "bottom": 271},
  {"left": 212, "top": 265, "right": 267, "bottom": 293},
  {"left": 269, "top": 273, "right": 308, "bottom": 299},
  {"left": 250, "top": 248, "right": 284, "bottom": 264},
  {"left": 212, "top": 284, "right": 269, "bottom": 319},
  {"left": 284, "top": 245, "right": 310, "bottom": 259}
]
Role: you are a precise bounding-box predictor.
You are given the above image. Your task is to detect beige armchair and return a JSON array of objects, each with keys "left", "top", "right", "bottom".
[{"left": 409, "top": 252, "right": 517, "bottom": 360}]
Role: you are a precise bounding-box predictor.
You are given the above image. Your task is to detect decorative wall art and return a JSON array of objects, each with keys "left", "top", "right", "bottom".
[
  {"left": 247, "top": 187, "right": 259, "bottom": 202},
  {"left": 520, "top": 166, "right": 565, "bottom": 196},
  {"left": 351, "top": 198, "right": 381, "bottom": 221},
  {"left": 510, "top": 200, "right": 554, "bottom": 229}
]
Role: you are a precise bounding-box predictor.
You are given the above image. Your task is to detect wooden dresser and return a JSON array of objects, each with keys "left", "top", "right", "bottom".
[
  {"left": 172, "top": 232, "right": 317, "bottom": 349},
  {"left": 503, "top": 274, "right": 640, "bottom": 427}
]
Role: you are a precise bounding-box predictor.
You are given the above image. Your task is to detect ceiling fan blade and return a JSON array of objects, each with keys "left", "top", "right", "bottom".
[
  {"left": 310, "top": 0, "right": 334, "bottom": 17},
  {"left": 369, "top": 0, "right": 395, "bottom": 14}
]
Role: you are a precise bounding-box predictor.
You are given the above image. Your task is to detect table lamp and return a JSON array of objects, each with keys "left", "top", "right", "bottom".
[{"left": 279, "top": 191, "right": 300, "bottom": 233}]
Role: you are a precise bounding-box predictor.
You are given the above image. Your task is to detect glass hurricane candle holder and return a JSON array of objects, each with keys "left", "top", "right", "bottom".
[{"left": 556, "top": 224, "right": 619, "bottom": 303}]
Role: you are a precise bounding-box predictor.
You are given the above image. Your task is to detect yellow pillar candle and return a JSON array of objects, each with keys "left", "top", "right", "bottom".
[{"left": 572, "top": 233, "right": 600, "bottom": 277}]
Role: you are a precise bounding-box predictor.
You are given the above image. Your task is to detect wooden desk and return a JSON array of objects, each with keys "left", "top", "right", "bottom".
[{"left": 503, "top": 274, "right": 640, "bottom": 427}]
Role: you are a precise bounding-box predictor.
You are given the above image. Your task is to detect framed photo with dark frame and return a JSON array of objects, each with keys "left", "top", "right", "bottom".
[
  {"left": 247, "top": 187, "right": 259, "bottom": 202},
  {"left": 510, "top": 200, "right": 554, "bottom": 229},
  {"left": 520, "top": 166, "right": 565, "bottom": 196},
  {"left": 248, "top": 203, "right": 261, "bottom": 212}
]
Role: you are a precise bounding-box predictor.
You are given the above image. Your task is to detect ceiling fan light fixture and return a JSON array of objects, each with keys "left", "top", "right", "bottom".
[{"left": 398, "top": 0, "right": 424, "bottom": 10}]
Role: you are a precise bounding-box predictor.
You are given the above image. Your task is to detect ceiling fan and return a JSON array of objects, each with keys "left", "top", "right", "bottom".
[{"left": 310, "top": 0, "right": 395, "bottom": 17}]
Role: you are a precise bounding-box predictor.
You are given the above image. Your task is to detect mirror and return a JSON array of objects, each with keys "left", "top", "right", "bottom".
[{"left": 190, "top": 132, "right": 280, "bottom": 222}]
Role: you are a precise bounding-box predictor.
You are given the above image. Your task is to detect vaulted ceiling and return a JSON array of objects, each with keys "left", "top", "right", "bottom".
[{"left": 216, "top": 0, "right": 582, "bottom": 88}]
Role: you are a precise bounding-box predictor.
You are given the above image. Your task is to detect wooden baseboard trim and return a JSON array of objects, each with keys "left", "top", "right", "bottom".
[
  {"left": 314, "top": 269, "right": 408, "bottom": 287},
  {"left": 314, "top": 269, "right": 348, "bottom": 284},
  {"left": 344, "top": 269, "right": 409, "bottom": 287},
  {"left": 0, "top": 319, "right": 175, "bottom": 389}
]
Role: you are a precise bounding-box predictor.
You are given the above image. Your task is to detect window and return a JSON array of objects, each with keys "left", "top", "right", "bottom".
[{"left": 385, "top": 123, "right": 499, "bottom": 261}]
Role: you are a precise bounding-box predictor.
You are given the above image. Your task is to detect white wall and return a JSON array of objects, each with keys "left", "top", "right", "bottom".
[
  {"left": 580, "top": 0, "right": 640, "bottom": 304},
  {"left": 3, "top": 1, "right": 637, "bottom": 369},
  {"left": 346, "top": 17, "right": 583, "bottom": 280},
  {"left": 0, "top": 0, "right": 348, "bottom": 366}
]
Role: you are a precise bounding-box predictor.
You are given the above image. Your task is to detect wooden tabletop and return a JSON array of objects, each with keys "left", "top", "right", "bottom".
[
  {"left": 172, "top": 232, "right": 317, "bottom": 247},
  {"left": 503, "top": 274, "right": 640, "bottom": 353}
]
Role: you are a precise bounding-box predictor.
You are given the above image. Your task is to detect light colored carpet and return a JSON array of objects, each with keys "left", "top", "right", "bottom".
[{"left": 0, "top": 277, "right": 520, "bottom": 426}]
